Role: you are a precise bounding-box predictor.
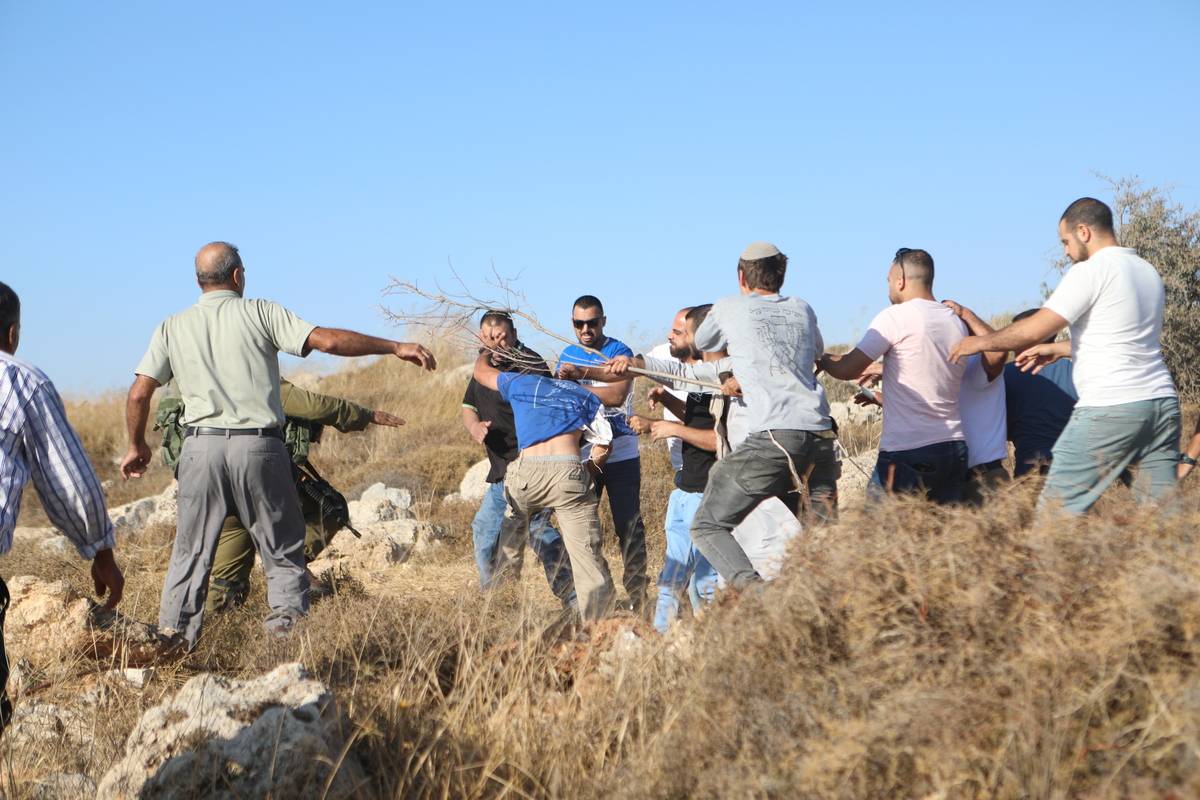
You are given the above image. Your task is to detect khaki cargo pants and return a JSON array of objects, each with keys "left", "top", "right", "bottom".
[{"left": 499, "top": 455, "right": 615, "bottom": 621}]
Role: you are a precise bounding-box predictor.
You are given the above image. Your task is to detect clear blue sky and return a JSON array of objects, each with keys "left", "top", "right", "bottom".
[{"left": 3, "top": 1, "right": 1198, "bottom": 393}]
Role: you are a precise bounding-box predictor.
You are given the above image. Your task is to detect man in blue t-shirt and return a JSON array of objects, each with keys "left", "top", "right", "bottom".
[
  {"left": 461, "top": 311, "right": 575, "bottom": 603},
  {"left": 472, "top": 352, "right": 617, "bottom": 621},
  {"left": 1002, "top": 309, "right": 1078, "bottom": 477},
  {"left": 556, "top": 295, "right": 648, "bottom": 613}
]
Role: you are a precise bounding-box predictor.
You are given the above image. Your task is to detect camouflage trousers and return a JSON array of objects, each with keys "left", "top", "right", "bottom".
[{"left": 206, "top": 509, "right": 327, "bottom": 614}]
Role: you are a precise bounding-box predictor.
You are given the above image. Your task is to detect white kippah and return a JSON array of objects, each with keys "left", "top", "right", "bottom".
[{"left": 740, "top": 241, "right": 782, "bottom": 260}]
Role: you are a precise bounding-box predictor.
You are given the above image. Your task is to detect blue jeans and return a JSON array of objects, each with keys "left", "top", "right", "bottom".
[
  {"left": 868, "top": 440, "right": 968, "bottom": 505},
  {"left": 1039, "top": 397, "right": 1180, "bottom": 515},
  {"left": 654, "top": 489, "right": 718, "bottom": 633},
  {"left": 472, "top": 480, "right": 575, "bottom": 605}
]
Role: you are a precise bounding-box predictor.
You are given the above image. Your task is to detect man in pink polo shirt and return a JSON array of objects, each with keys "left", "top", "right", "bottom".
[{"left": 820, "top": 248, "right": 970, "bottom": 503}]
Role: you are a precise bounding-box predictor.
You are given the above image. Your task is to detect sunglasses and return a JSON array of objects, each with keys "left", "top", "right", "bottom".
[
  {"left": 893, "top": 247, "right": 915, "bottom": 279},
  {"left": 572, "top": 316, "right": 603, "bottom": 330}
]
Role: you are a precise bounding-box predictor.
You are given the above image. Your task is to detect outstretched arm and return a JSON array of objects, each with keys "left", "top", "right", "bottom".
[
  {"left": 555, "top": 360, "right": 633, "bottom": 407},
  {"left": 305, "top": 328, "right": 437, "bottom": 370},
  {"left": 818, "top": 349, "right": 875, "bottom": 382},
  {"left": 279, "top": 379, "right": 382, "bottom": 432},
  {"left": 1014, "top": 340, "right": 1072, "bottom": 374},
  {"left": 943, "top": 300, "right": 1005, "bottom": 380},
  {"left": 949, "top": 309, "right": 1066, "bottom": 364},
  {"left": 649, "top": 420, "right": 717, "bottom": 452}
]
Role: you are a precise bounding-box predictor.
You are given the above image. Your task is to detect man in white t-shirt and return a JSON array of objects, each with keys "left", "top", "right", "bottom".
[
  {"left": 951, "top": 197, "right": 1180, "bottom": 514},
  {"left": 942, "top": 300, "right": 1009, "bottom": 503},
  {"left": 820, "top": 248, "right": 970, "bottom": 504}
]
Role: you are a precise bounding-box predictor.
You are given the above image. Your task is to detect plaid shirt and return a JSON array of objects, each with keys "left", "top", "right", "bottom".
[{"left": 0, "top": 351, "right": 115, "bottom": 558}]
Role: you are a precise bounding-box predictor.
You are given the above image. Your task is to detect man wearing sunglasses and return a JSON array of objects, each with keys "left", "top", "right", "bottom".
[
  {"left": 556, "top": 295, "right": 648, "bottom": 613},
  {"left": 820, "top": 248, "right": 969, "bottom": 504}
]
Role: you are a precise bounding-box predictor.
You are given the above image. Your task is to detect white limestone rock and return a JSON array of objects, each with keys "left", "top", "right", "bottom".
[
  {"left": 108, "top": 482, "right": 178, "bottom": 534},
  {"left": 97, "top": 663, "right": 363, "bottom": 800},
  {"left": 444, "top": 459, "right": 490, "bottom": 505}
]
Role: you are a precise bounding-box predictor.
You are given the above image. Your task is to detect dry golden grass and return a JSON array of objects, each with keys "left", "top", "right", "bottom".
[{"left": 4, "top": 350, "right": 1200, "bottom": 798}]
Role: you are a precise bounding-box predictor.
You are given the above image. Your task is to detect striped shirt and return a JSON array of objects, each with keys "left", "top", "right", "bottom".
[{"left": 0, "top": 351, "right": 116, "bottom": 558}]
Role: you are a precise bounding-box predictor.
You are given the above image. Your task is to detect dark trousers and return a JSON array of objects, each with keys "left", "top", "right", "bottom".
[
  {"left": 690, "top": 430, "right": 818, "bottom": 590},
  {"left": 0, "top": 576, "right": 11, "bottom": 734},
  {"left": 591, "top": 456, "right": 649, "bottom": 606},
  {"left": 872, "top": 440, "right": 969, "bottom": 504}
]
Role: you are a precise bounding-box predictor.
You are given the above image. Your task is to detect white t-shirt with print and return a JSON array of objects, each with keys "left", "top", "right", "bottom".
[
  {"left": 1043, "top": 246, "right": 1176, "bottom": 408},
  {"left": 856, "top": 298, "right": 968, "bottom": 452},
  {"left": 959, "top": 355, "right": 1007, "bottom": 468}
]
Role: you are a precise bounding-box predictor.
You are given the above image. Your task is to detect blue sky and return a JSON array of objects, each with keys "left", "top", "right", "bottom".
[{"left": 3, "top": 1, "right": 1198, "bottom": 393}]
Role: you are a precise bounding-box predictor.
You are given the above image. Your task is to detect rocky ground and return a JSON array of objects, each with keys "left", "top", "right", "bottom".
[{"left": 2, "top": 416, "right": 887, "bottom": 800}]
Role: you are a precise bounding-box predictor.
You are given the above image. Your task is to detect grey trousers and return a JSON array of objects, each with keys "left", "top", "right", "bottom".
[
  {"left": 690, "top": 429, "right": 817, "bottom": 590},
  {"left": 161, "top": 434, "right": 309, "bottom": 645}
]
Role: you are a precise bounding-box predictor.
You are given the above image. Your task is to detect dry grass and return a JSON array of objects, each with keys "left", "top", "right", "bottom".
[{"left": 4, "top": 350, "right": 1200, "bottom": 798}]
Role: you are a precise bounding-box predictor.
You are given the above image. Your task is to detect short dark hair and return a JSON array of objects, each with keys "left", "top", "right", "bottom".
[
  {"left": 196, "top": 242, "right": 243, "bottom": 286},
  {"left": 1060, "top": 197, "right": 1114, "bottom": 234},
  {"left": 895, "top": 248, "right": 935, "bottom": 287},
  {"left": 573, "top": 295, "right": 604, "bottom": 314},
  {"left": 737, "top": 252, "right": 787, "bottom": 293},
  {"left": 0, "top": 281, "right": 19, "bottom": 333},
  {"left": 1013, "top": 307, "right": 1057, "bottom": 344},
  {"left": 686, "top": 303, "right": 713, "bottom": 330},
  {"left": 479, "top": 310, "right": 515, "bottom": 329}
]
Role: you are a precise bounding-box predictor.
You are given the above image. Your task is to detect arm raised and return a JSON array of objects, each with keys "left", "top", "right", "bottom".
[{"left": 305, "top": 327, "right": 437, "bottom": 370}]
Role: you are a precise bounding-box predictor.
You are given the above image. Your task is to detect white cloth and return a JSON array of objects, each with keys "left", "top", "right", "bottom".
[
  {"left": 856, "top": 298, "right": 968, "bottom": 452},
  {"left": 582, "top": 408, "right": 614, "bottom": 448},
  {"left": 959, "top": 355, "right": 1008, "bottom": 467},
  {"left": 646, "top": 343, "right": 688, "bottom": 471},
  {"left": 1043, "top": 246, "right": 1177, "bottom": 408},
  {"left": 719, "top": 497, "right": 802, "bottom": 585}
]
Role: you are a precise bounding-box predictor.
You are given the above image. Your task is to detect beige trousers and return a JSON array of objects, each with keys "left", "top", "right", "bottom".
[{"left": 499, "top": 455, "right": 615, "bottom": 620}]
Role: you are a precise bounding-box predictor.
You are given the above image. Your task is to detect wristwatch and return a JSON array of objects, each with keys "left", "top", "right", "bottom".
[{"left": 1182, "top": 454, "right": 1198, "bottom": 467}]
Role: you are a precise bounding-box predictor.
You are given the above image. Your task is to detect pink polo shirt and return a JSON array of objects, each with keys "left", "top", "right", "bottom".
[{"left": 856, "top": 298, "right": 968, "bottom": 452}]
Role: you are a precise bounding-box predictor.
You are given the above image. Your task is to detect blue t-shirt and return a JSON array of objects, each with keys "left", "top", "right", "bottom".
[
  {"left": 559, "top": 338, "right": 638, "bottom": 461},
  {"left": 1003, "top": 360, "right": 1078, "bottom": 476},
  {"left": 496, "top": 373, "right": 604, "bottom": 450}
]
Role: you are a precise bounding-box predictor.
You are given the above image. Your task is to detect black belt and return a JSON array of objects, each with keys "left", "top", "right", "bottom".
[{"left": 185, "top": 427, "right": 282, "bottom": 439}]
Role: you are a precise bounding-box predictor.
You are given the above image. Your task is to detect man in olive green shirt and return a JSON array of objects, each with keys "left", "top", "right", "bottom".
[
  {"left": 121, "top": 241, "right": 435, "bottom": 646},
  {"left": 206, "top": 379, "right": 404, "bottom": 611}
]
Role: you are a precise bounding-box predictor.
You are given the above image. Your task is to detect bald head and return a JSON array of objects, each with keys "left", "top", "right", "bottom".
[{"left": 195, "top": 242, "right": 243, "bottom": 290}]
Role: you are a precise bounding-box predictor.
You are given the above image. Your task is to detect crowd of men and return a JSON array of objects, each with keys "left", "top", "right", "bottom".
[
  {"left": 460, "top": 197, "right": 1194, "bottom": 628},
  {"left": 0, "top": 196, "right": 1198, "bottom": 731}
]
